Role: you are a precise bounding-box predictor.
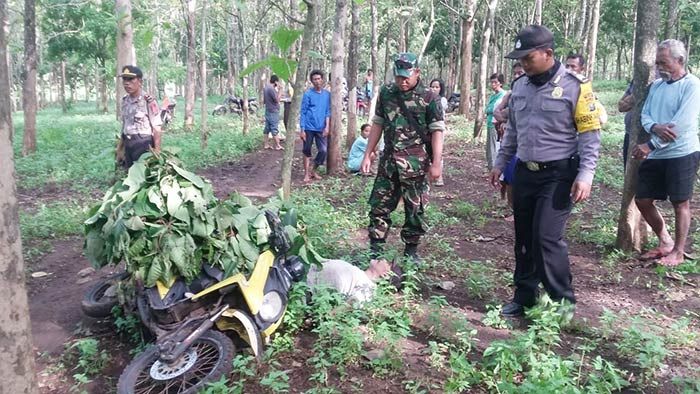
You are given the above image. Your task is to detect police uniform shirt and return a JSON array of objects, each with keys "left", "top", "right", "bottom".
[
  {"left": 121, "top": 93, "right": 162, "bottom": 136},
  {"left": 494, "top": 63, "right": 601, "bottom": 184}
]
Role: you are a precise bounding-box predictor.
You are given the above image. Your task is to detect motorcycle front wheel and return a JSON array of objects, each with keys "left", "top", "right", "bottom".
[
  {"left": 117, "top": 330, "right": 235, "bottom": 394},
  {"left": 212, "top": 106, "right": 227, "bottom": 116}
]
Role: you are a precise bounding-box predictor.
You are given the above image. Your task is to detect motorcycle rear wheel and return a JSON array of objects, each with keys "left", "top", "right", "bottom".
[
  {"left": 212, "top": 107, "right": 227, "bottom": 116},
  {"left": 81, "top": 271, "right": 129, "bottom": 318},
  {"left": 117, "top": 330, "right": 235, "bottom": 394}
]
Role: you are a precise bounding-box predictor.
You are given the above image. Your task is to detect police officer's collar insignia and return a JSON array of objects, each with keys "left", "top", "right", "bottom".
[
  {"left": 552, "top": 74, "right": 562, "bottom": 86},
  {"left": 552, "top": 86, "right": 563, "bottom": 98},
  {"left": 515, "top": 40, "right": 522, "bottom": 49}
]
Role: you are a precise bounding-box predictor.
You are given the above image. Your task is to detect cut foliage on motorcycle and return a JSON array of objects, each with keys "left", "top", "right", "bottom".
[{"left": 84, "top": 150, "right": 323, "bottom": 288}]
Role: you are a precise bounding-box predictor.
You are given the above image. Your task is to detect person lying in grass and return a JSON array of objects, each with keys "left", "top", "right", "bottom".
[{"left": 306, "top": 259, "right": 403, "bottom": 304}]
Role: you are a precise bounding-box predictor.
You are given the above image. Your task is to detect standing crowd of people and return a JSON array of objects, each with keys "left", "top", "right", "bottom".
[{"left": 116, "top": 24, "right": 699, "bottom": 316}]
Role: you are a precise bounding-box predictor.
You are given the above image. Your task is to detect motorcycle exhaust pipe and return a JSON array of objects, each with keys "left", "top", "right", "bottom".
[{"left": 159, "top": 304, "right": 229, "bottom": 363}]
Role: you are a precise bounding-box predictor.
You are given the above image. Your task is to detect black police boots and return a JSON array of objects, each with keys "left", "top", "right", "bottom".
[
  {"left": 500, "top": 302, "right": 525, "bottom": 317},
  {"left": 404, "top": 243, "right": 422, "bottom": 265}
]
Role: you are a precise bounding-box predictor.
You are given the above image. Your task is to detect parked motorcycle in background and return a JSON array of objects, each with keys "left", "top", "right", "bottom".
[
  {"left": 447, "top": 92, "right": 460, "bottom": 113},
  {"left": 212, "top": 95, "right": 259, "bottom": 116}
]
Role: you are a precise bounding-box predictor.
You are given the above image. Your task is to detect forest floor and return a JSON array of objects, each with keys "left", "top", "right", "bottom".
[{"left": 15, "top": 92, "right": 700, "bottom": 393}]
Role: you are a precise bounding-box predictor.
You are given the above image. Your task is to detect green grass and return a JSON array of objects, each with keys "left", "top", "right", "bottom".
[
  {"left": 20, "top": 200, "right": 88, "bottom": 240},
  {"left": 12, "top": 97, "right": 261, "bottom": 190}
]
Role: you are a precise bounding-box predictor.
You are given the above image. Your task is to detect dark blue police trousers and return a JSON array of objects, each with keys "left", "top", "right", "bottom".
[{"left": 511, "top": 160, "right": 577, "bottom": 306}]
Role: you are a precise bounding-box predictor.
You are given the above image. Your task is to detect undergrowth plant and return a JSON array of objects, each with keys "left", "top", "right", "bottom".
[
  {"left": 480, "top": 296, "right": 629, "bottom": 393},
  {"left": 64, "top": 338, "right": 110, "bottom": 393}
]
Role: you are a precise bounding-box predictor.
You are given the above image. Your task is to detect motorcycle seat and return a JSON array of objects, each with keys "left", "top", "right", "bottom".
[
  {"left": 145, "top": 265, "right": 225, "bottom": 309},
  {"left": 188, "top": 265, "right": 224, "bottom": 294},
  {"left": 146, "top": 280, "right": 188, "bottom": 309}
]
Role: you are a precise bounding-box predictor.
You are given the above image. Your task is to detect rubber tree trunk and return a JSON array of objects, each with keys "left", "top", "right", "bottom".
[
  {"left": 368, "top": 0, "right": 380, "bottom": 117},
  {"left": 446, "top": 7, "right": 458, "bottom": 98},
  {"left": 585, "top": 0, "right": 601, "bottom": 79},
  {"left": 327, "top": 0, "right": 347, "bottom": 174},
  {"left": 575, "top": 0, "right": 587, "bottom": 43},
  {"left": 458, "top": 0, "right": 476, "bottom": 118},
  {"left": 0, "top": 0, "right": 38, "bottom": 389},
  {"left": 345, "top": 0, "right": 360, "bottom": 151},
  {"left": 98, "top": 61, "right": 108, "bottom": 113},
  {"left": 22, "top": 0, "right": 37, "bottom": 156},
  {"left": 200, "top": 0, "right": 208, "bottom": 149},
  {"left": 533, "top": 0, "right": 542, "bottom": 25},
  {"left": 234, "top": 5, "right": 250, "bottom": 135},
  {"left": 281, "top": 0, "right": 318, "bottom": 198},
  {"left": 417, "top": 0, "right": 435, "bottom": 61},
  {"left": 59, "top": 60, "right": 67, "bottom": 113},
  {"left": 115, "top": 0, "right": 135, "bottom": 119},
  {"left": 615, "top": 0, "right": 659, "bottom": 252},
  {"left": 225, "top": 17, "right": 234, "bottom": 95},
  {"left": 473, "top": 0, "right": 498, "bottom": 139},
  {"left": 664, "top": 0, "right": 678, "bottom": 40},
  {"left": 183, "top": 0, "right": 196, "bottom": 131}
]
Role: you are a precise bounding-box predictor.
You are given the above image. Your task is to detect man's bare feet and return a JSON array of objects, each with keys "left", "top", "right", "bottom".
[
  {"left": 303, "top": 176, "right": 312, "bottom": 184},
  {"left": 311, "top": 172, "right": 322, "bottom": 180},
  {"left": 639, "top": 246, "right": 673, "bottom": 260},
  {"left": 639, "top": 237, "right": 674, "bottom": 260},
  {"left": 658, "top": 250, "right": 685, "bottom": 267},
  {"left": 275, "top": 145, "right": 283, "bottom": 150}
]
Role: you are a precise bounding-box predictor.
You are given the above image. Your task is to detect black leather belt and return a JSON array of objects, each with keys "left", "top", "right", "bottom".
[
  {"left": 520, "top": 156, "right": 578, "bottom": 172},
  {"left": 123, "top": 134, "right": 152, "bottom": 140}
]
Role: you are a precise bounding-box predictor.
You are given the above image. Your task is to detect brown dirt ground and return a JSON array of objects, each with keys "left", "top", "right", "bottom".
[{"left": 27, "top": 136, "right": 699, "bottom": 393}]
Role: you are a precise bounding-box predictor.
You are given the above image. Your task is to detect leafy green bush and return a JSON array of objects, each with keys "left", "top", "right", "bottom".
[{"left": 83, "top": 151, "right": 321, "bottom": 286}]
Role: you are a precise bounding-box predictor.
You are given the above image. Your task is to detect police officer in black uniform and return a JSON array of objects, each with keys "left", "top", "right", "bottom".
[{"left": 489, "top": 25, "right": 602, "bottom": 317}]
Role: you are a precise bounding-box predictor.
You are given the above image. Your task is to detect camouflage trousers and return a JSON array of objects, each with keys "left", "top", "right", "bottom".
[{"left": 368, "top": 155, "right": 430, "bottom": 245}]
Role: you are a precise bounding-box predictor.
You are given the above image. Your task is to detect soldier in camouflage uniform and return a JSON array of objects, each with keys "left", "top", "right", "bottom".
[
  {"left": 119, "top": 65, "right": 162, "bottom": 168},
  {"left": 360, "top": 53, "right": 445, "bottom": 262}
]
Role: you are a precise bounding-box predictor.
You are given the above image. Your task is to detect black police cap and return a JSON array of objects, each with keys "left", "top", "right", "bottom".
[
  {"left": 119, "top": 65, "right": 143, "bottom": 79},
  {"left": 505, "top": 25, "right": 554, "bottom": 60}
]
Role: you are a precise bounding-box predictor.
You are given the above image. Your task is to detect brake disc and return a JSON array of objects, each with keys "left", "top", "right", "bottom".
[{"left": 149, "top": 349, "right": 198, "bottom": 380}]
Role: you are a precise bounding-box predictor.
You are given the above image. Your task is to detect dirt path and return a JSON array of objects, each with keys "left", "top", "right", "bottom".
[
  {"left": 27, "top": 138, "right": 699, "bottom": 392},
  {"left": 26, "top": 143, "right": 309, "bottom": 357}
]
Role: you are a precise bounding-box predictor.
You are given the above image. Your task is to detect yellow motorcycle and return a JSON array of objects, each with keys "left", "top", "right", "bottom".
[{"left": 117, "top": 210, "right": 305, "bottom": 394}]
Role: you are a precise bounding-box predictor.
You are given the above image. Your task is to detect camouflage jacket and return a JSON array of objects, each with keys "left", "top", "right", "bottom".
[{"left": 372, "top": 81, "right": 445, "bottom": 157}]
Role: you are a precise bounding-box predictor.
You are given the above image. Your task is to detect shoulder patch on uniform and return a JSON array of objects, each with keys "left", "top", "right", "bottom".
[
  {"left": 574, "top": 81, "right": 601, "bottom": 133},
  {"left": 566, "top": 71, "right": 589, "bottom": 84}
]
